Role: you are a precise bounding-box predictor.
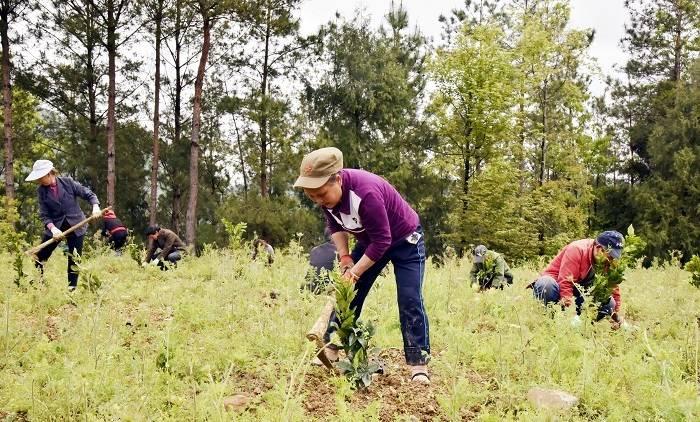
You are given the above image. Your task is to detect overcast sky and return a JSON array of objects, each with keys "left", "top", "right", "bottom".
[{"left": 298, "top": 0, "right": 629, "bottom": 95}]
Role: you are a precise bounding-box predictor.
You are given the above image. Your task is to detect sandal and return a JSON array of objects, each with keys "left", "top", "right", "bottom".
[{"left": 410, "top": 372, "right": 431, "bottom": 385}]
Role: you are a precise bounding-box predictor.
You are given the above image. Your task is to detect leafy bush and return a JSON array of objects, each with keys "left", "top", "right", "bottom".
[
  {"left": 221, "top": 219, "right": 247, "bottom": 250},
  {"left": 474, "top": 253, "right": 497, "bottom": 288},
  {"left": 0, "top": 200, "right": 29, "bottom": 287},
  {"left": 589, "top": 225, "right": 647, "bottom": 305},
  {"left": 125, "top": 232, "right": 144, "bottom": 265},
  {"left": 684, "top": 255, "right": 700, "bottom": 288},
  {"left": 330, "top": 273, "right": 380, "bottom": 390},
  {"left": 70, "top": 252, "right": 102, "bottom": 293}
]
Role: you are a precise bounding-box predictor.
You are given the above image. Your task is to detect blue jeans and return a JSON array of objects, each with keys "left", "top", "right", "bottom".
[
  {"left": 325, "top": 227, "right": 430, "bottom": 365},
  {"left": 532, "top": 275, "right": 615, "bottom": 320},
  {"left": 157, "top": 251, "right": 182, "bottom": 270}
]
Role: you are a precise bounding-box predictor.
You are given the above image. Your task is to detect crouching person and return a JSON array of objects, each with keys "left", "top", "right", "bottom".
[
  {"left": 144, "top": 225, "right": 186, "bottom": 270},
  {"left": 470, "top": 245, "right": 513, "bottom": 290},
  {"left": 302, "top": 228, "right": 337, "bottom": 294},
  {"left": 529, "top": 231, "right": 625, "bottom": 327},
  {"left": 101, "top": 209, "right": 128, "bottom": 252}
]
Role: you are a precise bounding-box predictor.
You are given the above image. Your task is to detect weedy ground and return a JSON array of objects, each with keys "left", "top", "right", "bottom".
[{"left": 0, "top": 246, "right": 699, "bottom": 421}]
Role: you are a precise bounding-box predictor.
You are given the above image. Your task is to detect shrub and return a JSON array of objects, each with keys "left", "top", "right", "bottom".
[
  {"left": 330, "top": 273, "right": 380, "bottom": 390},
  {"left": 684, "top": 255, "right": 700, "bottom": 288}
]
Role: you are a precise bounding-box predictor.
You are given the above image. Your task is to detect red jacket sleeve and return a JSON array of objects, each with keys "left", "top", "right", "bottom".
[
  {"left": 611, "top": 285, "right": 621, "bottom": 312},
  {"left": 556, "top": 246, "right": 583, "bottom": 305}
]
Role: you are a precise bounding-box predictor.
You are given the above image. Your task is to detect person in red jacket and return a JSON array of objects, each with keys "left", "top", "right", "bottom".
[{"left": 530, "top": 231, "right": 624, "bottom": 326}]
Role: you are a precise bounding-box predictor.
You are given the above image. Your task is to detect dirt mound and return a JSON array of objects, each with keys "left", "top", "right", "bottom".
[{"left": 302, "top": 348, "right": 461, "bottom": 421}]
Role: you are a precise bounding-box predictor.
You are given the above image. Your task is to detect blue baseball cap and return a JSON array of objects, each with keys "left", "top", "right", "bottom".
[{"left": 596, "top": 231, "right": 624, "bottom": 259}]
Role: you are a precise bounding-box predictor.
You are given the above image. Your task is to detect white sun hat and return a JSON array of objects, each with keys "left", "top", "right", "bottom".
[{"left": 25, "top": 159, "right": 54, "bottom": 181}]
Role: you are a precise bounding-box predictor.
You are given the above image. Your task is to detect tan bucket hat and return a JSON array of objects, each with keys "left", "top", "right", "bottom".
[{"left": 293, "top": 147, "right": 343, "bottom": 189}]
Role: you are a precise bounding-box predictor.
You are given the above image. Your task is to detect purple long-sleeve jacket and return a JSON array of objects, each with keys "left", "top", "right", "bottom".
[{"left": 324, "top": 169, "right": 419, "bottom": 261}]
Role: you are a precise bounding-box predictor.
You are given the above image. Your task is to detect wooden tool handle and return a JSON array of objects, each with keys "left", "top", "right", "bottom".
[
  {"left": 25, "top": 206, "right": 113, "bottom": 257},
  {"left": 306, "top": 299, "right": 335, "bottom": 346}
]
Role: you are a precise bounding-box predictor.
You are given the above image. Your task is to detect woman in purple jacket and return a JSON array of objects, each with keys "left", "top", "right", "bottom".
[
  {"left": 294, "top": 147, "right": 430, "bottom": 384},
  {"left": 26, "top": 159, "right": 102, "bottom": 291}
]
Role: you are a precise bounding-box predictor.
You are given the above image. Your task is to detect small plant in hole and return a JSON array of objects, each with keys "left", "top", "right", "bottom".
[
  {"left": 330, "top": 272, "right": 380, "bottom": 390},
  {"left": 125, "top": 234, "right": 144, "bottom": 265},
  {"left": 70, "top": 252, "right": 102, "bottom": 293}
]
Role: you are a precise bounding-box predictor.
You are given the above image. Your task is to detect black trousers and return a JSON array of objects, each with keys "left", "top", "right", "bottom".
[
  {"left": 109, "top": 230, "right": 128, "bottom": 250},
  {"left": 35, "top": 222, "right": 84, "bottom": 288}
]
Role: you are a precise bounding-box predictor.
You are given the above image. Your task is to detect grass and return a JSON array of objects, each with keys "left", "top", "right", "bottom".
[{"left": 0, "top": 245, "right": 699, "bottom": 421}]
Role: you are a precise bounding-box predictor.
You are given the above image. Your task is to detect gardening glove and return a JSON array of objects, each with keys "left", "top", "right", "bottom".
[
  {"left": 150, "top": 258, "right": 159, "bottom": 266},
  {"left": 50, "top": 226, "right": 64, "bottom": 241},
  {"left": 339, "top": 254, "right": 354, "bottom": 274},
  {"left": 620, "top": 321, "right": 634, "bottom": 331},
  {"left": 570, "top": 315, "right": 582, "bottom": 328},
  {"left": 91, "top": 204, "right": 102, "bottom": 218}
]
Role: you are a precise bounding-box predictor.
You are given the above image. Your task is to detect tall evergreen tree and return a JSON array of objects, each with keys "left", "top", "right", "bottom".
[{"left": 429, "top": 22, "right": 516, "bottom": 251}]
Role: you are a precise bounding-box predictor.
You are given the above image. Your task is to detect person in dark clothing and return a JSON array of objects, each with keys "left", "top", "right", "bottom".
[
  {"left": 144, "top": 225, "right": 187, "bottom": 270},
  {"left": 303, "top": 228, "right": 337, "bottom": 294},
  {"left": 26, "top": 159, "right": 102, "bottom": 291},
  {"left": 101, "top": 209, "right": 128, "bottom": 251}
]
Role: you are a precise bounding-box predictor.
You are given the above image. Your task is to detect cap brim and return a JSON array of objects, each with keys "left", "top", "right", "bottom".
[
  {"left": 609, "top": 248, "right": 622, "bottom": 260},
  {"left": 25, "top": 169, "right": 51, "bottom": 181},
  {"left": 293, "top": 175, "right": 328, "bottom": 189}
]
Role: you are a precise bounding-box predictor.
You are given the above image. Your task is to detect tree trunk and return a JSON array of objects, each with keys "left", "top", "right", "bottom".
[
  {"left": 671, "top": 0, "right": 682, "bottom": 82},
  {"left": 233, "top": 116, "right": 248, "bottom": 198},
  {"left": 259, "top": 4, "right": 271, "bottom": 198},
  {"left": 86, "top": 2, "right": 99, "bottom": 191},
  {"left": 185, "top": 7, "right": 212, "bottom": 246},
  {"left": 106, "top": 0, "right": 117, "bottom": 207},
  {"left": 1, "top": 2, "right": 14, "bottom": 200},
  {"left": 537, "top": 80, "right": 548, "bottom": 255},
  {"left": 517, "top": 99, "right": 526, "bottom": 193},
  {"left": 538, "top": 80, "right": 548, "bottom": 187},
  {"left": 149, "top": 0, "right": 163, "bottom": 225},
  {"left": 462, "top": 149, "right": 470, "bottom": 214},
  {"left": 171, "top": 0, "right": 183, "bottom": 231}
]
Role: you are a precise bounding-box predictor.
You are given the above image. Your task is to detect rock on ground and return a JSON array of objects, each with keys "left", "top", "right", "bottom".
[
  {"left": 527, "top": 387, "right": 579, "bottom": 410},
  {"left": 223, "top": 393, "right": 252, "bottom": 412}
]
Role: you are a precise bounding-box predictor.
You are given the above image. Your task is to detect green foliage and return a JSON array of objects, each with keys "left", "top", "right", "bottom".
[
  {"left": 125, "top": 233, "right": 144, "bottom": 265},
  {"left": 589, "top": 225, "right": 647, "bottom": 305},
  {"left": 684, "top": 255, "right": 700, "bottom": 288},
  {"left": 217, "top": 195, "right": 320, "bottom": 249},
  {"left": 331, "top": 273, "right": 380, "bottom": 390},
  {"left": 221, "top": 219, "right": 247, "bottom": 250},
  {"left": 69, "top": 252, "right": 102, "bottom": 293},
  {"left": 452, "top": 160, "right": 538, "bottom": 261},
  {"left": 475, "top": 254, "right": 497, "bottom": 288},
  {"left": 0, "top": 248, "right": 699, "bottom": 418},
  {"left": 0, "top": 200, "right": 29, "bottom": 287}
]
